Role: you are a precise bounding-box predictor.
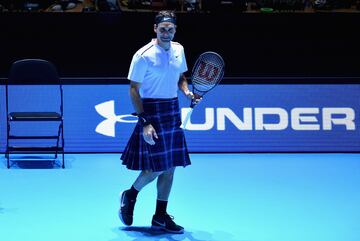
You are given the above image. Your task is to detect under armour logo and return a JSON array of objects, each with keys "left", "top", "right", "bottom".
[{"left": 95, "top": 100, "right": 137, "bottom": 137}]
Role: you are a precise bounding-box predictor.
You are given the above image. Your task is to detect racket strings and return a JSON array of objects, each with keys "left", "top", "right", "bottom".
[
  {"left": 182, "top": 51, "right": 224, "bottom": 128},
  {"left": 192, "top": 54, "right": 224, "bottom": 92}
]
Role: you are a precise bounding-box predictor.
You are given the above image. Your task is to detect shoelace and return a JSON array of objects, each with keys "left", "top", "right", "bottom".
[{"left": 164, "top": 214, "right": 176, "bottom": 225}]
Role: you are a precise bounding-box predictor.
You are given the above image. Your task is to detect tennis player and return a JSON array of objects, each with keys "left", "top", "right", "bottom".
[{"left": 119, "top": 10, "right": 201, "bottom": 234}]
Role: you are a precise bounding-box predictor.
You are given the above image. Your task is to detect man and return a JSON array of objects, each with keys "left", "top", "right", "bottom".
[{"left": 119, "top": 10, "right": 201, "bottom": 234}]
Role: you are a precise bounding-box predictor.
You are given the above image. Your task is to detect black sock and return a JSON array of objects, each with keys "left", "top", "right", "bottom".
[
  {"left": 126, "top": 185, "right": 139, "bottom": 200},
  {"left": 155, "top": 199, "right": 168, "bottom": 217}
]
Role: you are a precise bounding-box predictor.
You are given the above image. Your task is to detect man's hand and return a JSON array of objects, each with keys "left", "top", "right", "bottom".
[
  {"left": 142, "top": 124, "right": 158, "bottom": 145},
  {"left": 184, "top": 90, "right": 202, "bottom": 105}
]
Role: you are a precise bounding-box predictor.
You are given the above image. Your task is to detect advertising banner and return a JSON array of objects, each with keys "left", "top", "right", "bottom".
[{"left": 1, "top": 84, "right": 359, "bottom": 152}]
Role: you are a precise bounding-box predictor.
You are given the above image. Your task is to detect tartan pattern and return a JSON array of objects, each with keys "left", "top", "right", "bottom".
[{"left": 121, "top": 97, "right": 191, "bottom": 172}]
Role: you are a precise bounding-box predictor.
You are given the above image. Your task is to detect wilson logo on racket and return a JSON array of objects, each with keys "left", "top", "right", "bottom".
[{"left": 197, "top": 61, "right": 220, "bottom": 81}]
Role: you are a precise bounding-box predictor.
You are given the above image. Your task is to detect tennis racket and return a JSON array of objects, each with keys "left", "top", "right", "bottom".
[{"left": 181, "top": 51, "right": 225, "bottom": 129}]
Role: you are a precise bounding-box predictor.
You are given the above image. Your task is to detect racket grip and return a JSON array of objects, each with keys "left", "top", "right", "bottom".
[
  {"left": 190, "top": 98, "right": 197, "bottom": 108},
  {"left": 190, "top": 93, "right": 202, "bottom": 108}
]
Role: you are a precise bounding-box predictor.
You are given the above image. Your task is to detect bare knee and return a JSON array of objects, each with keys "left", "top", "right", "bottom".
[
  {"left": 141, "top": 170, "right": 160, "bottom": 182},
  {"left": 159, "top": 168, "right": 175, "bottom": 181}
]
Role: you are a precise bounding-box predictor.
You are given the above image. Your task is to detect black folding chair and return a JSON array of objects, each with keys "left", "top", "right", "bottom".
[{"left": 5, "top": 59, "right": 65, "bottom": 168}]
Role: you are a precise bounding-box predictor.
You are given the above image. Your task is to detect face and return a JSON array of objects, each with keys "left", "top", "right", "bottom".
[{"left": 154, "top": 22, "right": 176, "bottom": 44}]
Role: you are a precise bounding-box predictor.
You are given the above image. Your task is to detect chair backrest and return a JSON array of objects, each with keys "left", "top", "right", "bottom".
[
  {"left": 8, "top": 59, "right": 60, "bottom": 85},
  {"left": 6, "top": 58, "right": 63, "bottom": 113}
]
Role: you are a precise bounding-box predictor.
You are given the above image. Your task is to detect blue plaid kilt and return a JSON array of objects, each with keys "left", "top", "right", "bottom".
[{"left": 121, "top": 97, "right": 191, "bottom": 172}]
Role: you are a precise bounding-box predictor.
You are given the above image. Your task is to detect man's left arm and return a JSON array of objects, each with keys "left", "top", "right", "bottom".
[
  {"left": 178, "top": 74, "right": 202, "bottom": 104},
  {"left": 178, "top": 74, "right": 192, "bottom": 97}
]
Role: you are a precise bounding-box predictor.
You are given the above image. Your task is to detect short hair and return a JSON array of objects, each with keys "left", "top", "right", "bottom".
[{"left": 154, "top": 10, "right": 177, "bottom": 25}]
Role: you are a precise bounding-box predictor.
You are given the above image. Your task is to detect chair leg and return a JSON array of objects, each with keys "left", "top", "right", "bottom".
[
  {"left": 6, "top": 120, "right": 11, "bottom": 169},
  {"left": 61, "top": 121, "right": 65, "bottom": 168},
  {"left": 5, "top": 148, "right": 10, "bottom": 168},
  {"left": 55, "top": 123, "right": 62, "bottom": 159},
  {"left": 62, "top": 152, "right": 65, "bottom": 169}
]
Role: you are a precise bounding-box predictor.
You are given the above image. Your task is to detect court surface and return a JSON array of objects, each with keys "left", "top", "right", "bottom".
[{"left": 0, "top": 153, "right": 359, "bottom": 241}]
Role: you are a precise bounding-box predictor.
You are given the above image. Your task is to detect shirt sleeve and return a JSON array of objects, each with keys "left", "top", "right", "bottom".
[{"left": 127, "top": 53, "right": 147, "bottom": 83}]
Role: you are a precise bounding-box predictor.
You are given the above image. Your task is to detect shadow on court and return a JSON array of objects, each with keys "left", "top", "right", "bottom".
[
  {"left": 14, "top": 160, "right": 55, "bottom": 169},
  {"left": 5, "top": 155, "right": 71, "bottom": 169},
  {"left": 111, "top": 226, "right": 246, "bottom": 241}
]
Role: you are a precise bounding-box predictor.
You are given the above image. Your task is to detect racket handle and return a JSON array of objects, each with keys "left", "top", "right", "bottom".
[
  {"left": 181, "top": 107, "right": 194, "bottom": 129},
  {"left": 190, "top": 93, "right": 202, "bottom": 108}
]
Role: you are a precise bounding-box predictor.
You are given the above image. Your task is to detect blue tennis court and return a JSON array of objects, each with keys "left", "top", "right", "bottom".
[{"left": 1, "top": 153, "right": 359, "bottom": 241}]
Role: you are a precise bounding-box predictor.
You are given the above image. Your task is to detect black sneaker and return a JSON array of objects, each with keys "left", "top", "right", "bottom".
[
  {"left": 151, "top": 213, "right": 184, "bottom": 234},
  {"left": 118, "top": 191, "right": 136, "bottom": 226}
]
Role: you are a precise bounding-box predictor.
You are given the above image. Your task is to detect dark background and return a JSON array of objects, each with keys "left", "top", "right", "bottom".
[{"left": 1, "top": 12, "right": 360, "bottom": 81}]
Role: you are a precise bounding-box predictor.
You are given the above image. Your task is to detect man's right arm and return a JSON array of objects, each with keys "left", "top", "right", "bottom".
[
  {"left": 129, "top": 80, "right": 144, "bottom": 114},
  {"left": 129, "top": 80, "right": 158, "bottom": 145}
]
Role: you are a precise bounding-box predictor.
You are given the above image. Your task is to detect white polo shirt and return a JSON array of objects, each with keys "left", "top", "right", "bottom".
[{"left": 127, "top": 39, "right": 188, "bottom": 98}]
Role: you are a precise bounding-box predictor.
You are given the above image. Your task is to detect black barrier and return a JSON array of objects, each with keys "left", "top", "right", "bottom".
[
  {"left": 0, "top": 12, "right": 360, "bottom": 79},
  {"left": 1, "top": 77, "right": 360, "bottom": 85}
]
